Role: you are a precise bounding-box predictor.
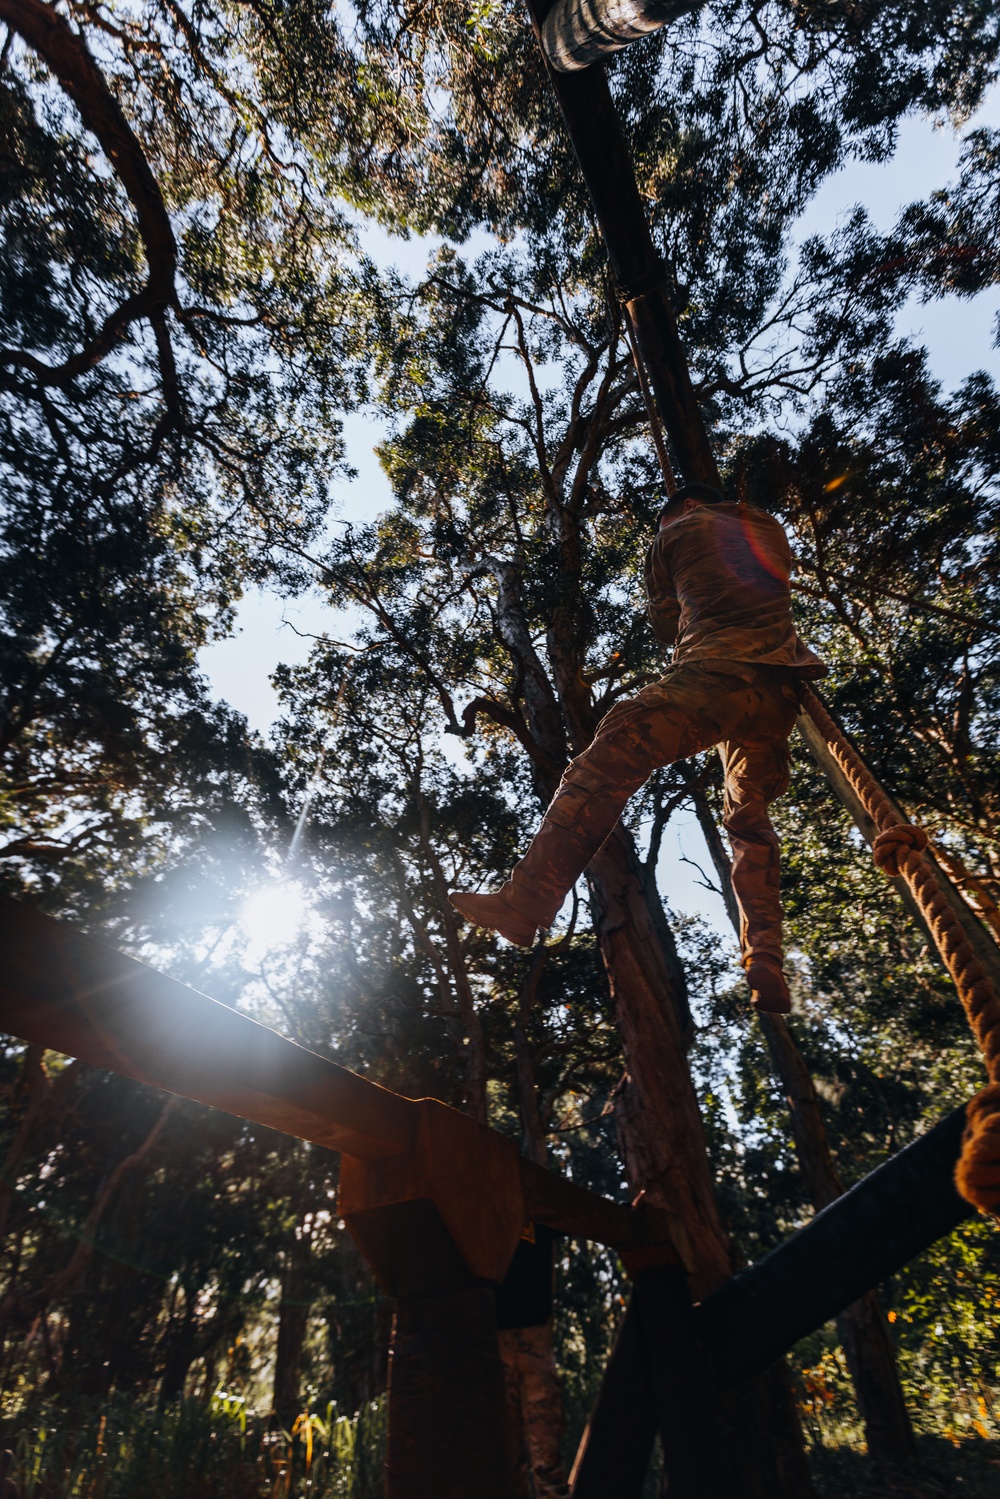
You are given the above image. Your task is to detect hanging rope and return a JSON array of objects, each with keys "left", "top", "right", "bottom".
[{"left": 799, "top": 684, "right": 1000, "bottom": 1217}]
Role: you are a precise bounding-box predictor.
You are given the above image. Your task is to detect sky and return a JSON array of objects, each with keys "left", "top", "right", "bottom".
[{"left": 199, "top": 92, "right": 1000, "bottom": 936}]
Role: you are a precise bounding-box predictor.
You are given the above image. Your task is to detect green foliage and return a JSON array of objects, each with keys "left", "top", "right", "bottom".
[
  {"left": 4, "top": 0, "right": 1000, "bottom": 1488},
  {"left": 2, "top": 1394, "right": 387, "bottom": 1498}
]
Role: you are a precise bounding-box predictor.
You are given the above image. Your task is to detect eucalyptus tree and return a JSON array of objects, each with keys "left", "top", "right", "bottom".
[
  {"left": 733, "top": 342, "right": 1000, "bottom": 902},
  {"left": 285, "top": 1, "right": 1000, "bottom": 1476},
  {"left": 0, "top": 0, "right": 369, "bottom": 911}
]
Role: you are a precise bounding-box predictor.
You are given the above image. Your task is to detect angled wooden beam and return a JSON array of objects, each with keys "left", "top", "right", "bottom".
[
  {"left": 569, "top": 1295, "right": 657, "bottom": 1499},
  {"left": 698, "top": 1105, "right": 974, "bottom": 1389},
  {"left": 0, "top": 894, "right": 414, "bottom": 1160},
  {"left": 0, "top": 896, "right": 680, "bottom": 1265}
]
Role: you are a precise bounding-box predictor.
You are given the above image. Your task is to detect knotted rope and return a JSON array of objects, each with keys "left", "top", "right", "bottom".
[{"left": 800, "top": 685, "right": 1000, "bottom": 1216}]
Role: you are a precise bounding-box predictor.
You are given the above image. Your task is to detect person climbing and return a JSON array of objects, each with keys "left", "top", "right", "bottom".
[{"left": 450, "top": 483, "right": 827, "bottom": 1014}]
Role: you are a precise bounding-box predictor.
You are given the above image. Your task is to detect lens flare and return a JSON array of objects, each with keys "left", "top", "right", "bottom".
[{"left": 239, "top": 882, "right": 308, "bottom": 953}]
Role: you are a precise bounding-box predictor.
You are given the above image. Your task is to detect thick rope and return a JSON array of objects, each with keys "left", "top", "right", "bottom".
[{"left": 800, "top": 685, "right": 1000, "bottom": 1216}]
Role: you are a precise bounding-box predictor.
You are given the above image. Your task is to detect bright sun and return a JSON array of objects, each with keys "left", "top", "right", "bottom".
[{"left": 238, "top": 881, "right": 308, "bottom": 953}]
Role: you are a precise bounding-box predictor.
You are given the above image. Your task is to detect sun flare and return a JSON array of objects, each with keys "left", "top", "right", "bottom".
[{"left": 239, "top": 881, "right": 308, "bottom": 953}]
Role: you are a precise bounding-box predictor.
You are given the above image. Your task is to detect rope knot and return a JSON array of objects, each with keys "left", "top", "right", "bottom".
[
  {"left": 871, "top": 823, "right": 929, "bottom": 877},
  {"left": 956, "top": 1082, "right": 1000, "bottom": 1217}
]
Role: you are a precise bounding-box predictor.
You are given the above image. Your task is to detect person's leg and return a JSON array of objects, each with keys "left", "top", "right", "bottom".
[
  {"left": 451, "top": 665, "right": 756, "bottom": 944},
  {"left": 720, "top": 677, "right": 799, "bottom": 1012}
]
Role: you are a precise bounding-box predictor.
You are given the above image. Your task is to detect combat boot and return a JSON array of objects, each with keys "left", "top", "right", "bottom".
[
  {"left": 745, "top": 955, "right": 791, "bottom": 1015},
  {"left": 448, "top": 890, "right": 538, "bottom": 948},
  {"left": 451, "top": 813, "right": 579, "bottom": 947}
]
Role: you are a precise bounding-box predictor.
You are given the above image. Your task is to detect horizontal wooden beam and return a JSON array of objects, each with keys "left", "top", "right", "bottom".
[
  {"left": 0, "top": 894, "right": 414, "bottom": 1160},
  {"left": 521, "top": 1157, "right": 688, "bottom": 1262},
  {"left": 698, "top": 1105, "right": 974, "bottom": 1388},
  {"left": 0, "top": 897, "right": 679, "bottom": 1265}
]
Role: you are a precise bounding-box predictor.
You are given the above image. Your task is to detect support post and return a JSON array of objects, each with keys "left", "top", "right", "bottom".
[
  {"left": 632, "top": 1263, "right": 741, "bottom": 1497},
  {"left": 571, "top": 1255, "right": 736, "bottom": 1499},
  {"left": 526, "top": 0, "right": 721, "bottom": 487},
  {"left": 354, "top": 1200, "right": 516, "bottom": 1499},
  {"left": 569, "top": 1296, "right": 657, "bottom": 1499}
]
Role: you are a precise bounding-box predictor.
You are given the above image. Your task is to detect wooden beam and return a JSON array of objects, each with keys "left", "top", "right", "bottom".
[
  {"left": 0, "top": 896, "right": 680, "bottom": 1262},
  {"left": 0, "top": 894, "right": 414, "bottom": 1160},
  {"left": 526, "top": 0, "right": 722, "bottom": 488},
  {"left": 521, "top": 1157, "right": 690, "bottom": 1262},
  {"left": 698, "top": 1106, "right": 973, "bottom": 1389},
  {"left": 569, "top": 1295, "right": 657, "bottom": 1499},
  {"left": 633, "top": 1265, "right": 737, "bottom": 1497}
]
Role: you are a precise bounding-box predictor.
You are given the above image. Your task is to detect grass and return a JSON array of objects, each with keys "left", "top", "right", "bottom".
[
  {"left": 5, "top": 1384, "right": 999, "bottom": 1497},
  {"left": 809, "top": 1433, "right": 1000, "bottom": 1496},
  {"left": 1, "top": 1394, "right": 387, "bottom": 1499}
]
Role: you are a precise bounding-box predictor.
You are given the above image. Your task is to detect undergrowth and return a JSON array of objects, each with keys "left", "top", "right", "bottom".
[{"left": 0, "top": 1393, "right": 386, "bottom": 1499}]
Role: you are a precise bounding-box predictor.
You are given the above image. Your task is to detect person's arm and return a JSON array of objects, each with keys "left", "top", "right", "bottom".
[{"left": 644, "top": 536, "right": 681, "bottom": 645}]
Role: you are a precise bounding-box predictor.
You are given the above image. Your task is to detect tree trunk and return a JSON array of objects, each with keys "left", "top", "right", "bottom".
[
  {"left": 0, "top": 1050, "right": 83, "bottom": 1244},
  {"left": 273, "top": 1275, "right": 310, "bottom": 1429},
  {"left": 590, "top": 831, "right": 732, "bottom": 1294},
  {"left": 472, "top": 383, "right": 813, "bottom": 1487},
  {"left": 588, "top": 826, "right": 816, "bottom": 1497},
  {"left": 688, "top": 776, "right": 917, "bottom": 1472}
]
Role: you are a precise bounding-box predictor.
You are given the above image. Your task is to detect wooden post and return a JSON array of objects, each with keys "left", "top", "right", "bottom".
[
  {"left": 346, "top": 1199, "right": 515, "bottom": 1499},
  {"left": 525, "top": 0, "right": 721, "bottom": 488},
  {"left": 632, "top": 1263, "right": 741, "bottom": 1497},
  {"left": 571, "top": 1254, "right": 736, "bottom": 1499},
  {"left": 570, "top": 1295, "right": 655, "bottom": 1498}
]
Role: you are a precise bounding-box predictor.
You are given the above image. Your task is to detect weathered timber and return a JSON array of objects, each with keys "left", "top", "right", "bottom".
[
  {"left": 388, "top": 1278, "right": 515, "bottom": 1499},
  {"left": 521, "top": 1155, "right": 690, "bottom": 1261},
  {"left": 542, "top": 0, "right": 700, "bottom": 73},
  {"left": 349, "top": 1199, "right": 516, "bottom": 1498},
  {"left": 569, "top": 1296, "right": 657, "bottom": 1499},
  {"left": 0, "top": 896, "right": 681, "bottom": 1264},
  {"left": 699, "top": 1106, "right": 973, "bottom": 1389},
  {"left": 633, "top": 1264, "right": 739, "bottom": 1497},
  {"left": 527, "top": 0, "right": 721, "bottom": 488},
  {"left": 340, "top": 1100, "right": 527, "bottom": 1285},
  {"left": 0, "top": 894, "right": 413, "bottom": 1161},
  {"left": 571, "top": 1265, "right": 743, "bottom": 1499}
]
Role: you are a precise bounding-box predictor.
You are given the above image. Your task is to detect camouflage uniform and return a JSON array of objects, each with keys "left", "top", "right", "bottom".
[
  {"left": 499, "top": 500, "right": 826, "bottom": 969},
  {"left": 498, "top": 1322, "right": 570, "bottom": 1499}
]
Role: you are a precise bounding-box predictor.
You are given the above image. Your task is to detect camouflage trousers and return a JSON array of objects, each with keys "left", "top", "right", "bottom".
[
  {"left": 502, "top": 661, "right": 801, "bottom": 966},
  {"left": 498, "top": 1323, "right": 571, "bottom": 1499}
]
